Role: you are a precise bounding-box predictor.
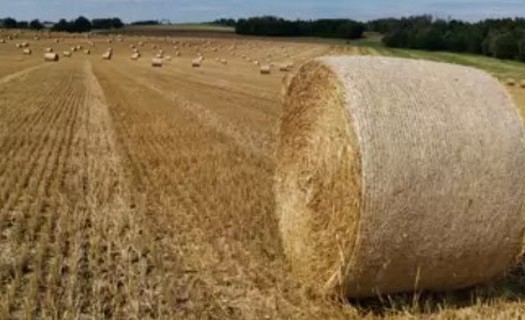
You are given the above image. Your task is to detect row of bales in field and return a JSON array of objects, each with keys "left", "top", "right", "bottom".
[
  {"left": 6, "top": 34, "right": 300, "bottom": 74},
  {"left": 506, "top": 78, "right": 525, "bottom": 89}
]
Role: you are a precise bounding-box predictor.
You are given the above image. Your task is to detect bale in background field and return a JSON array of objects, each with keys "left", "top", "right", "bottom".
[
  {"left": 260, "top": 65, "right": 271, "bottom": 74},
  {"left": 276, "top": 56, "right": 525, "bottom": 298},
  {"left": 151, "top": 57, "right": 163, "bottom": 67},
  {"left": 102, "top": 51, "right": 112, "bottom": 60},
  {"left": 44, "top": 53, "right": 59, "bottom": 62}
]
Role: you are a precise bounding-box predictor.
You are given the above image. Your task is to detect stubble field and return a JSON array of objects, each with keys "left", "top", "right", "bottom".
[{"left": 1, "top": 30, "right": 525, "bottom": 319}]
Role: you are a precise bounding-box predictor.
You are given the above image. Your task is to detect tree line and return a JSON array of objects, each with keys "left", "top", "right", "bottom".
[
  {"left": 368, "top": 15, "right": 525, "bottom": 61},
  {"left": 234, "top": 16, "right": 365, "bottom": 39},
  {"left": 0, "top": 16, "right": 124, "bottom": 32}
]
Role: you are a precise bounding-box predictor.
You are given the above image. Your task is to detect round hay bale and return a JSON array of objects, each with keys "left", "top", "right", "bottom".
[
  {"left": 276, "top": 56, "right": 525, "bottom": 298},
  {"left": 506, "top": 78, "right": 516, "bottom": 86},
  {"left": 521, "top": 80, "right": 525, "bottom": 89},
  {"left": 23, "top": 48, "right": 32, "bottom": 55},
  {"left": 84, "top": 49, "right": 91, "bottom": 55},
  {"left": 192, "top": 58, "right": 202, "bottom": 68},
  {"left": 45, "top": 47, "right": 53, "bottom": 53},
  {"left": 260, "top": 65, "right": 271, "bottom": 74},
  {"left": 63, "top": 51, "right": 72, "bottom": 57},
  {"left": 102, "top": 51, "right": 112, "bottom": 60},
  {"left": 131, "top": 52, "right": 141, "bottom": 60},
  {"left": 0, "top": 39, "right": 5, "bottom": 44},
  {"left": 151, "top": 57, "right": 163, "bottom": 67},
  {"left": 44, "top": 52, "right": 59, "bottom": 62}
]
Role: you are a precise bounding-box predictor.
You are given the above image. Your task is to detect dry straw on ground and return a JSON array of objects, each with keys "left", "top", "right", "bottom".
[{"left": 276, "top": 56, "right": 525, "bottom": 298}]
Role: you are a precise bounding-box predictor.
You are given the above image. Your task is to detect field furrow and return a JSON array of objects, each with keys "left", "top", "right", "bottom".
[{"left": 90, "top": 54, "right": 350, "bottom": 319}]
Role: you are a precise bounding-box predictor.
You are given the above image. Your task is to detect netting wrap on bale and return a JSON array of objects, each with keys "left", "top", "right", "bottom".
[{"left": 276, "top": 56, "right": 525, "bottom": 298}]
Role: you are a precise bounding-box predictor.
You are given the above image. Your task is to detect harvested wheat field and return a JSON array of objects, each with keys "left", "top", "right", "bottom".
[{"left": 1, "top": 31, "right": 525, "bottom": 319}]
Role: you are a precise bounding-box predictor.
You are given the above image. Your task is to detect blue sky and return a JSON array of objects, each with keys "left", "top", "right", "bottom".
[{"left": 2, "top": 0, "right": 525, "bottom": 22}]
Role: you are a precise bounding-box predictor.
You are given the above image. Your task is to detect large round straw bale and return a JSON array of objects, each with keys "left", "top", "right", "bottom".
[
  {"left": 151, "top": 57, "right": 163, "bottom": 67},
  {"left": 276, "top": 56, "right": 525, "bottom": 298},
  {"left": 63, "top": 51, "right": 72, "bottom": 57},
  {"left": 521, "top": 80, "right": 525, "bottom": 89},
  {"left": 45, "top": 47, "right": 53, "bottom": 53},
  {"left": 23, "top": 48, "right": 32, "bottom": 55},
  {"left": 44, "top": 52, "right": 59, "bottom": 62},
  {"left": 506, "top": 78, "right": 516, "bottom": 86},
  {"left": 131, "top": 52, "right": 141, "bottom": 60}
]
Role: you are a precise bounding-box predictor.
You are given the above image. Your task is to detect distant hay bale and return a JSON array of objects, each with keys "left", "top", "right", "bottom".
[
  {"left": 175, "top": 51, "right": 181, "bottom": 57},
  {"left": 279, "top": 64, "right": 290, "bottom": 72},
  {"left": 131, "top": 52, "right": 141, "bottom": 60},
  {"left": 71, "top": 47, "right": 77, "bottom": 52},
  {"left": 63, "top": 51, "right": 72, "bottom": 57},
  {"left": 220, "top": 58, "right": 227, "bottom": 65},
  {"left": 260, "top": 65, "right": 271, "bottom": 74},
  {"left": 506, "top": 78, "right": 516, "bottom": 86},
  {"left": 23, "top": 48, "right": 32, "bottom": 55},
  {"left": 0, "top": 39, "right": 5, "bottom": 43},
  {"left": 84, "top": 49, "right": 91, "bottom": 55},
  {"left": 44, "top": 52, "right": 59, "bottom": 62},
  {"left": 45, "top": 47, "right": 53, "bottom": 53},
  {"left": 521, "top": 80, "right": 525, "bottom": 88},
  {"left": 102, "top": 51, "right": 112, "bottom": 60},
  {"left": 151, "top": 57, "right": 163, "bottom": 67},
  {"left": 156, "top": 53, "right": 164, "bottom": 59},
  {"left": 276, "top": 56, "right": 525, "bottom": 298},
  {"left": 192, "top": 58, "right": 202, "bottom": 68}
]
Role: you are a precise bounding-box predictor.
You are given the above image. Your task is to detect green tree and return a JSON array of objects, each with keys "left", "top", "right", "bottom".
[
  {"left": 29, "top": 19, "right": 44, "bottom": 30},
  {"left": 2, "top": 17, "right": 17, "bottom": 29},
  {"left": 72, "top": 16, "right": 92, "bottom": 32},
  {"left": 491, "top": 32, "right": 519, "bottom": 59}
]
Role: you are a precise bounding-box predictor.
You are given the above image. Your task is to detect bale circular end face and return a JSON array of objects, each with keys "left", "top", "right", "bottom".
[{"left": 276, "top": 56, "right": 525, "bottom": 298}]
